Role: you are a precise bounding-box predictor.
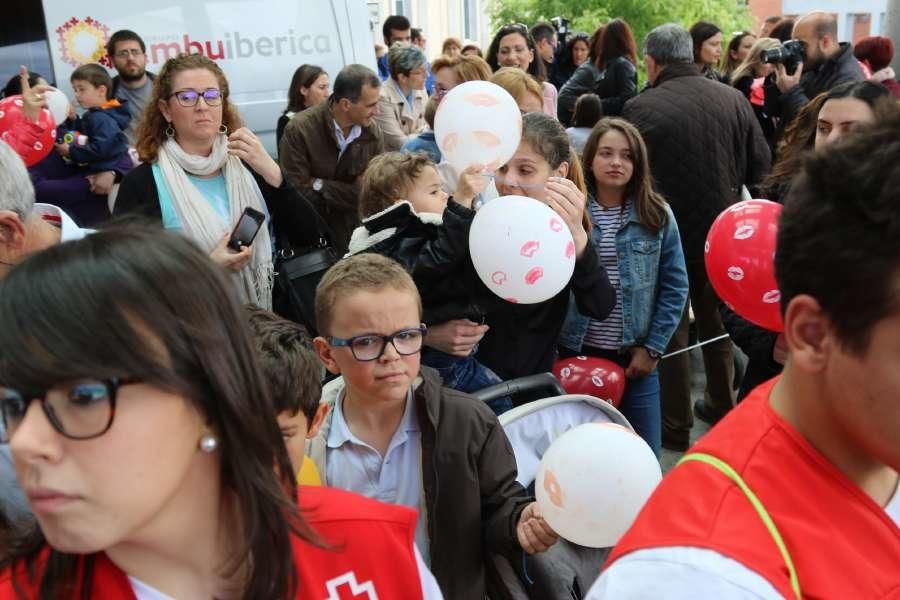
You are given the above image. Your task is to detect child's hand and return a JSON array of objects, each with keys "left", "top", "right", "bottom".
[
  {"left": 19, "top": 65, "right": 50, "bottom": 123},
  {"left": 544, "top": 176, "right": 588, "bottom": 258},
  {"left": 455, "top": 164, "right": 487, "bottom": 208},
  {"left": 517, "top": 502, "right": 559, "bottom": 554},
  {"left": 55, "top": 142, "right": 70, "bottom": 157},
  {"left": 66, "top": 103, "right": 77, "bottom": 121},
  {"left": 625, "top": 346, "right": 659, "bottom": 379}
]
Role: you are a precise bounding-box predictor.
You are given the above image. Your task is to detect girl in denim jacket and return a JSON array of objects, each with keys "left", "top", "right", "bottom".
[{"left": 560, "top": 118, "right": 688, "bottom": 455}]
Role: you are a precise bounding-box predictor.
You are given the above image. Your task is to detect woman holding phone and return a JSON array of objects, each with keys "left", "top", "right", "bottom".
[
  {"left": 115, "top": 54, "right": 321, "bottom": 309},
  {"left": 0, "top": 227, "right": 441, "bottom": 598}
]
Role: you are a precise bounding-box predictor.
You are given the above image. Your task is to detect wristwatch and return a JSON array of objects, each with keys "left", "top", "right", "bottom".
[
  {"left": 312, "top": 178, "right": 323, "bottom": 191},
  {"left": 645, "top": 347, "right": 662, "bottom": 360}
]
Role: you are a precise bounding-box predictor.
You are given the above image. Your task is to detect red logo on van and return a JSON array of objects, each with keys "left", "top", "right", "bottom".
[{"left": 56, "top": 17, "right": 112, "bottom": 68}]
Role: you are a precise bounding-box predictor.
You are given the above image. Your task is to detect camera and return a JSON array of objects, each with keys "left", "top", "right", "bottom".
[
  {"left": 760, "top": 39, "right": 806, "bottom": 76},
  {"left": 550, "top": 16, "right": 570, "bottom": 37}
]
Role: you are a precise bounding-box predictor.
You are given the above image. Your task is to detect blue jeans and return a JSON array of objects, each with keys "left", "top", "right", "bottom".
[
  {"left": 618, "top": 370, "right": 662, "bottom": 458},
  {"left": 421, "top": 347, "right": 513, "bottom": 415}
]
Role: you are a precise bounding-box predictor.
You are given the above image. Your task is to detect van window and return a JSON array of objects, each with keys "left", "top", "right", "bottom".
[{"left": 0, "top": 1, "right": 54, "bottom": 90}]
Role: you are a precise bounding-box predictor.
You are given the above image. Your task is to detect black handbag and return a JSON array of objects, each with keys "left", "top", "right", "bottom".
[{"left": 273, "top": 222, "right": 337, "bottom": 337}]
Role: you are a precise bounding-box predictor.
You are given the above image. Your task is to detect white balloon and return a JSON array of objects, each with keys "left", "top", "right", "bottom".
[
  {"left": 44, "top": 88, "right": 71, "bottom": 127},
  {"left": 469, "top": 195, "right": 575, "bottom": 304},
  {"left": 536, "top": 423, "right": 662, "bottom": 548},
  {"left": 434, "top": 80, "right": 521, "bottom": 174}
]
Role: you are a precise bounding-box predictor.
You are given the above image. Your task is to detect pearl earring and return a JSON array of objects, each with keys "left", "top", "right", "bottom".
[{"left": 199, "top": 434, "right": 218, "bottom": 453}]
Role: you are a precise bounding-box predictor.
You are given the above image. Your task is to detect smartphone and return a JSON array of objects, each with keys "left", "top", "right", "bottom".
[{"left": 227, "top": 207, "right": 266, "bottom": 251}]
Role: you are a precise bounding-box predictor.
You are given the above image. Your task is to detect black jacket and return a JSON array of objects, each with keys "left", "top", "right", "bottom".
[
  {"left": 113, "top": 161, "right": 324, "bottom": 251},
  {"left": 557, "top": 57, "right": 638, "bottom": 125},
  {"left": 310, "top": 366, "right": 532, "bottom": 600},
  {"left": 347, "top": 200, "right": 492, "bottom": 326},
  {"left": 479, "top": 238, "right": 616, "bottom": 380},
  {"left": 622, "top": 63, "right": 771, "bottom": 261},
  {"left": 734, "top": 75, "right": 777, "bottom": 157},
  {"left": 67, "top": 101, "right": 131, "bottom": 172},
  {"left": 720, "top": 303, "right": 782, "bottom": 400},
  {"left": 764, "top": 42, "right": 865, "bottom": 132}
]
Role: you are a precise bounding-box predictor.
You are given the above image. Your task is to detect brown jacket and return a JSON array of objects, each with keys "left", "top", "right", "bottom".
[
  {"left": 309, "top": 366, "right": 531, "bottom": 600},
  {"left": 278, "top": 100, "right": 384, "bottom": 254}
]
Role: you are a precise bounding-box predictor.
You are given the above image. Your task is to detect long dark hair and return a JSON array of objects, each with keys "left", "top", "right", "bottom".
[
  {"left": 0, "top": 226, "right": 319, "bottom": 598},
  {"left": 486, "top": 24, "right": 547, "bottom": 83},
  {"left": 722, "top": 31, "right": 755, "bottom": 75},
  {"left": 582, "top": 117, "right": 669, "bottom": 233},
  {"left": 286, "top": 64, "right": 325, "bottom": 113},
  {"left": 689, "top": 21, "right": 722, "bottom": 64},
  {"left": 594, "top": 19, "right": 637, "bottom": 68},
  {"left": 763, "top": 81, "right": 894, "bottom": 199}
]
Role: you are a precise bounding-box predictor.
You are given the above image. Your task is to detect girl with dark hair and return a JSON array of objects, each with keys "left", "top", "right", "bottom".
[
  {"left": 557, "top": 19, "right": 638, "bottom": 125},
  {"left": 560, "top": 118, "right": 688, "bottom": 456},
  {"left": 690, "top": 21, "right": 726, "bottom": 81},
  {"left": 721, "top": 31, "right": 756, "bottom": 80},
  {"left": 276, "top": 64, "right": 329, "bottom": 148},
  {"left": 0, "top": 226, "right": 440, "bottom": 598},
  {"left": 566, "top": 93, "right": 602, "bottom": 154},
  {"left": 548, "top": 32, "right": 590, "bottom": 89},
  {"left": 486, "top": 24, "right": 558, "bottom": 117},
  {"left": 479, "top": 112, "right": 615, "bottom": 381}
]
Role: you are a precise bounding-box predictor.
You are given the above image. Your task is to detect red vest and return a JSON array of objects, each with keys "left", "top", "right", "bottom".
[
  {"left": 0, "top": 486, "right": 423, "bottom": 599},
  {"left": 607, "top": 378, "right": 900, "bottom": 599}
]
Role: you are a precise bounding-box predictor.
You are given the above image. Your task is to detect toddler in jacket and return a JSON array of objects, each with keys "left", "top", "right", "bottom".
[{"left": 348, "top": 151, "right": 512, "bottom": 414}]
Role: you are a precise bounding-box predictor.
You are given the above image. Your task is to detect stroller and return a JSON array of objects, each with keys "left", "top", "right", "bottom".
[{"left": 472, "top": 373, "right": 635, "bottom": 600}]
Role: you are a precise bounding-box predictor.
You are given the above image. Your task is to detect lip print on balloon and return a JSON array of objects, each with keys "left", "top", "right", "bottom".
[
  {"left": 549, "top": 218, "right": 564, "bottom": 232},
  {"left": 524, "top": 267, "right": 544, "bottom": 285},
  {"left": 466, "top": 92, "right": 500, "bottom": 107},
  {"left": 472, "top": 130, "right": 502, "bottom": 147},
  {"left": 543, "top": 468, "right": 565, "bottom": 508},
  {"left": 442, "top": 132, "right": 459, "bottom": 153},
  {"left": 565, "top": 241, "right": 576, "bottom": 259},
  {"left": 520, "top": 240, "right": 540, "bottom": 258},
  {"left": 591, "top": 375, "right": 605, "bottom": 388},
  {"left": 762, "top": 290, "right": 781, "bottom": 304},
  {"left": 734, "top": 224, "right": 756, "bottom": 240},
  {"left": 561, "top": 367, "right": 572, "bottom": 378},
  {"left": 491, "top": 271, "right": 508, "bottom": 285},
  {"left": 727, "top": 266, "right": 745, "bottom": 281}
]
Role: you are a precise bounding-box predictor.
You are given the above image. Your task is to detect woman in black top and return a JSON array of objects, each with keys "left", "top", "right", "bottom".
[
  {"left": 275, "top": 65, "right": 329, "bottom": 150},
  {"left": 548, "top": 32, "right": 590, "bottom": 90},
  {"left": 689, "top": 21, "right": 726, "bottom": 82}
]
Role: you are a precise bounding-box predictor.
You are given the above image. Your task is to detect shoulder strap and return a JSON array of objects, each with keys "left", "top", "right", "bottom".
[{"left": 677, "top": 452, "right": 801, "bottom": 600}]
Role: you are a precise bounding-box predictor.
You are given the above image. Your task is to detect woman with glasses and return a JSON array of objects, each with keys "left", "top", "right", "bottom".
[
  {"left": 374, "top": 44, "right": 429, "bottom": 151},
  {"left": 486, "top": 24, "right": 558, "bottom": 118},
  {"left": 114, "top": 54, "right": 321, "bottom": 310},
  {"left": 0, "top": 226, "right": 442, "bottom": 598},
  {"left": 477, "top": 112, "right": 615, "bottom": 381}
]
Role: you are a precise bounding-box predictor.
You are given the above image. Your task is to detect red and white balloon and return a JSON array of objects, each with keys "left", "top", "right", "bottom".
[
  {"left": 705, "top": 199, "right": 783, "bottom": 332},
  {"left": 469, "top": 195, "right": 576, "bottom": 304},
  {"left": 434, "top": 80, "right": 521, "bottom": 174},
  {"left": 0, "top": 95, "right": 56, "bottom": 167},
  {"left": 553, "top": 356, "right": 626, "bottom": 407}
]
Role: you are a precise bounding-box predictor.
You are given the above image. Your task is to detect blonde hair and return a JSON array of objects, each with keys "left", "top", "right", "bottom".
[
  {"left": 135, "top": 53, "right": 243, "bottom": 163},
  {"left": 430, "top": 54, "right": 492, "bottom": 83},
  {"left": 490, "top": 67, "right": 542, "bottom": 111},
  {"left": 315, "top": 254, "right": 422, "bottom": 336},
  {"left": 359, "top": 151, "right": 434, "bottom": 219},
  {"left": 730, "top": 37, "right": 780, "bottom": 86},
  {"left": 442, "top": 37, "right": 463, "bottom": 56}
]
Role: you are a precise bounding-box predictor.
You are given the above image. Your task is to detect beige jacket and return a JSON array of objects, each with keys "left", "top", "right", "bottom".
[{"left": 375, "top": 79, "right": 427, "bottom": 151}]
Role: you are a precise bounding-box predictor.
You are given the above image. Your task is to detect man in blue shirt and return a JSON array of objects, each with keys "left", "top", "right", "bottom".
[{"left": 379, "top": 15, "right": 412, "bottom": 81}]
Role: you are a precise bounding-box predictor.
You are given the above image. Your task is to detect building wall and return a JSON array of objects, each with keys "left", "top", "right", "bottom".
[
  {"left": 367, "top": 0, "right": 492, "bottom": 60},
  {"left": 748, "top": 0, "right": 887, "bottom": 41}
]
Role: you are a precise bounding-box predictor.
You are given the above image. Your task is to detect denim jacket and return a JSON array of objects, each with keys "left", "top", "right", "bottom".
[{"left": 560, "top": 201, "right": 688, "bottom": 355}]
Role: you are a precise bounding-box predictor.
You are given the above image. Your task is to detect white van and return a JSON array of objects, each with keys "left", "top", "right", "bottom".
[{"left": 0, "top": 0, "right": 376, "bottom": 154}]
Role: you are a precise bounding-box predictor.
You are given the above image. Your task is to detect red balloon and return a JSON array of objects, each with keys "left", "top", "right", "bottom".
[
  {"left": 552, "top": 356, "right": 626, "bottom": 407},
  {"left": 0, "top": 95, "right": 56, "bottom": 167},
  {"left": 705, "top": 199, "right": 783, "bottom": 332}
]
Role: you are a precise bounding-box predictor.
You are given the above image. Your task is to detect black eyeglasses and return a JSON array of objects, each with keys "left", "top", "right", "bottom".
[
  {"left": 170, "top": 88, "right": 223, "bottom": 107},
  {"left": 328, "top": 325, "right": 427, "bottom": 361},
  {"left": 1, "top": 377, "right": 140, "bottom": 442}
]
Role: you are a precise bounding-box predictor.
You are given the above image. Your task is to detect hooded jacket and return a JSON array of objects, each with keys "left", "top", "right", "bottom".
[{"left": 67, "top": 99, "right": 131, "bottom": 172}]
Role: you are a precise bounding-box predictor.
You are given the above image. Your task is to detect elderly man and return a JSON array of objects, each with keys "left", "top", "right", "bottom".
[
  {"left": 0, "top": 139, "right": 90, "bottom": 525},
  {"left": 622, "top": 23, "right": 770, "bottom": 449},
  {"left": 279, "top": 65, "right": 384, "bottom": 255}
]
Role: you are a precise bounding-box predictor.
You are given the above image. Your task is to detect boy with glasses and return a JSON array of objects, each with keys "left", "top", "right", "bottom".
[{"left": 310, "top": 253, "right": 558, "bottom": 600}]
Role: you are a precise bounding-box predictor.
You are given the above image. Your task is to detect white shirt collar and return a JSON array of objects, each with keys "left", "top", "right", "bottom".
[{"left": 327, "top": 388, "right": 418, "bottom": 450}]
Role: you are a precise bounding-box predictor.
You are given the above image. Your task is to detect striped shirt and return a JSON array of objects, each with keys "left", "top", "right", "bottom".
[{"left": 583, "top": 198, "right": 631, "bottom": 350}]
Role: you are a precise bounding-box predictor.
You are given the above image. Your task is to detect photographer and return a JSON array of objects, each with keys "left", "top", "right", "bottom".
[{"left": 765, "top": 12, "right": 864, "bottom": 136}]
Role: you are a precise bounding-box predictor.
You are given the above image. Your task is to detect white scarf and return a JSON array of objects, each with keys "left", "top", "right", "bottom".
[{"left": 157, "top": 135, "right": 273, "bottom": 309}]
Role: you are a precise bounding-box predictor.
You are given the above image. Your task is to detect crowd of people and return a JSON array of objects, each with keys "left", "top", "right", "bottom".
[{"left": 0, "top": 7, "right": 898, "bottom": 599}]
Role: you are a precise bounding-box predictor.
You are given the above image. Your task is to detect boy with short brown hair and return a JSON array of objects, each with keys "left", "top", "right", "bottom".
[{"left": 310, "top": 253, "right": 558, "bottom": 599}]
